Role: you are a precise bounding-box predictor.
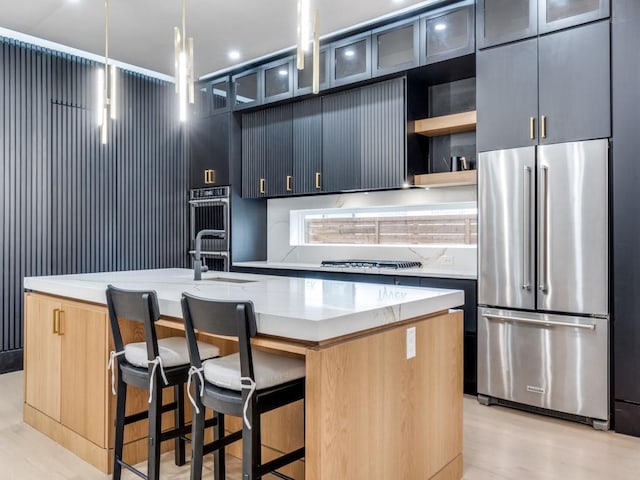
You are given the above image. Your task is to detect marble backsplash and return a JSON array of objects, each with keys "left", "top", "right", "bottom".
[{"left": 266, "top": 186, "right": 478, "bottom": 277}]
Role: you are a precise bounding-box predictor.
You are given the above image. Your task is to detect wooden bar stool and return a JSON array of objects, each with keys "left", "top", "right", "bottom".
[
  {"left": 181, "top": 292, "right": 306, "bottom": 480},
  {"left": 106, "top": 285, "right": 220, "bottom": 480}
]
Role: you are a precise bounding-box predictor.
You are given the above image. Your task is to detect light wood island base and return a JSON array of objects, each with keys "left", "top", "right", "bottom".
[{"left": 23, "top": 291, "right": 463, "bottom": 479}]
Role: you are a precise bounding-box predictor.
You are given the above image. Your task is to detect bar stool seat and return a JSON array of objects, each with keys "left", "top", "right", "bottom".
[
  {"left": 202, "top": 350, "right": 304, "bottom": 391},
  {"left": 125, "top": 336, "right": 220, "bottom": 368}
]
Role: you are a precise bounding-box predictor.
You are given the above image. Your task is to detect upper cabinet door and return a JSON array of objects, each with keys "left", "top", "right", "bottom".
[
  {"left": 477, "top": 0, "right": 538, "bottom": 49},
  {"left": 294, "top": 48, "right": 330, "bottom": 96},
  {"left": 293, "top": 98, "right": 323, "bottom": 194},
  {"left": 233, "top": 68, "right": 262, "bottom": 110},
  {"left": 210, "top": 76, "right": 231, "bottom": 114},
  {"left": 477, "top": 38, "right": 539, "bottom": 152},
  {"left": 322, "top": 89, "right": 362, "bottom": 191},
  {"left": 538, "top": 21, "right": 611, "bottom": 145},
  {"left": 421, "top": 2, "right": 475, "bottom": 65},
  {"left": 372, "top": 19, "right": 420, "bottom": 77},
  {"left": 539, "top": 0, "right": 609, "bottom": 35},
  {"left": 262, "top": 57, "right": 294, "bottom": 104},
  {"left": 330, "top": 32, "right": 372, "bottom": 88},
  {"left": 241, "top": 110, "right": 267, "bottom": 198}
]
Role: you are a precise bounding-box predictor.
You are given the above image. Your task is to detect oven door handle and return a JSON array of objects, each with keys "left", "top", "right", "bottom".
[{"left": 189, "top": 198, "right": 229, "bottom": 205}]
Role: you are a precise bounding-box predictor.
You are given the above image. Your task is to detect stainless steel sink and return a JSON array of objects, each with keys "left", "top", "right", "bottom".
[{"left": 202, "top": 277, "right": 256, "bottom": 284}]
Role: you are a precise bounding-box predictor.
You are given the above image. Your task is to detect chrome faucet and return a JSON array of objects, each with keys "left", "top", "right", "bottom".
[{"left": 193, "top": 229, "right": 225, "bottom": 280}]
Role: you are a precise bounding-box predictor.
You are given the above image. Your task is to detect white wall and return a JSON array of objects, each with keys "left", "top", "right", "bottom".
[{"left": 266, "top": 186, "right": 477, "bottom": 277}]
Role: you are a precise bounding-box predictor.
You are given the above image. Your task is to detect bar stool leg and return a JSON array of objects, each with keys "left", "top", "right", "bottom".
[
  {"left": 242, "top": 402, "right": 261, "bottom": 480},
  {"left": 148, "top": 384, "right": 162, "bottom": 480},
  {"left": 213, "top": 412, "right": 225, "bottom": 480},
  {"left": 113, "top": 374, "right": 127, "bottom": 480},
  {"left": 174, "top": 383, "right": 186, "bottom": 466},
  {"left": 190, "top": 401, "right": 205, "bottom": 480}
]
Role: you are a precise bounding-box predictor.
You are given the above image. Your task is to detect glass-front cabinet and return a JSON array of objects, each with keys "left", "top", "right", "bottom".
[
  {"left": 421, "top": 1, "right": 475, "bottom": 65},
  {"left": 330, "top": 32, "right": 372, "bottom": 87},
  {"left": 210, "top": 76, "right": 230, "bottom": 113},
  {"left": 478, "top": 0, "right": 609, "bottom": 49},
  {"left": 194, "top": 76, "right": 231, "bottom": 117},
  {"left": 263, "top": 57, "right": 294, "bottom": 104},
  {"left": 539, "top": 0, "right": 609, "bottom": 34},
  {"left": 372, "top": 19, "right": 419, "bottom": 77},
  {"left": 294, "top": 48, "right": 330, "bottom": 96},
  {"left": 477, "top": 0, "right": 537, "bottom": 49},
  {"left": 232, "top": 68, "right": 261, "bottom": 110}
]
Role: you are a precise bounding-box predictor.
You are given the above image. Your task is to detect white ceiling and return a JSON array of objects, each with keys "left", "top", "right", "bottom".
[{"left": 0, "top": 0, "right": 435, "bottom": 79}]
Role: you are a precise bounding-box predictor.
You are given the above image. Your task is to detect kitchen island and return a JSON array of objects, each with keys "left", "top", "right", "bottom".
[{"left": 23, "top": 269, "right": 464, "bottom": 480}]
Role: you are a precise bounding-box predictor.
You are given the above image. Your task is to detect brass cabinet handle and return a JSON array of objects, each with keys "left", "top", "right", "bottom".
[
  {"left": 529, "top": 117, "right": 535, "bottom": 140},
  {"left": 57, "top": 310, "right": 64, "bottom": 336},
  {"left": 204, "top": 169, "right": 216, "bottom": 184},
  {"left": 541, "top": 115, "right": 547, "bottom": 139},
  {"left": 53, "top": 309, "right": 59, "bottom": 334},
  {"left": 315, "top": 172, "right": 321, "bottom": 189},
  {"left": 259, "top": 178, "right": 266, "bottom": 194},
  {"left": 286, "top": 175, "right": 293, "bottom": 192},
  {"left": 53, "top": 309, "right": 63, "bottom": 335}
]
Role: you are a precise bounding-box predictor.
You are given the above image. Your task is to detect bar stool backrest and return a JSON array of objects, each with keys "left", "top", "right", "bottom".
[
  {"left": 181, "top": 292, "right": 257, "bottom": 382},
  {"left": 106, "top": 284, "right": 162, "bottom": 363}
]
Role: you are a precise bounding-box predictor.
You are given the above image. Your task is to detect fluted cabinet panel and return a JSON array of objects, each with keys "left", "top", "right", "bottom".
[
  {"left": 0, "top": 37, "right": 187, "bottom": 372},
  {"left": 292, "top": 98, "right": 323, "bottom": 194},
  {"left": 265, "top": 104, "right": 293, "bottom": 197},
  {"left": 322, "top": 89, "right": 362, "bottom": 192},
  {"left": 241, "top": 110, "right": 267, "bottom": 198},
  {"left": 360, "top": 78, "right": 406, "bottom": 189}
]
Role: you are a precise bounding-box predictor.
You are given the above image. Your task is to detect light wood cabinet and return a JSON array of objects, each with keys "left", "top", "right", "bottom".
[
  {"left": 24, "top": 294, "right": 62, "bottom": 422},
  {"left": 24, "top": 294, "right": 108, "bottom": 446}
]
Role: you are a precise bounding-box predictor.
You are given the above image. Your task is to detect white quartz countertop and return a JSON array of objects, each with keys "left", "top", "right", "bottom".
[
  {"left": 24, "top": 268, "right": 464, "bottom": 342},
  {"left": 232, "top": 261, "right": 477, "bottom": 280}
]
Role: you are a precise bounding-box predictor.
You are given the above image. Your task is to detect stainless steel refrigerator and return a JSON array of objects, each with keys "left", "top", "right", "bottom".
[{"left": 477, "top": 138, "right": 609, "bottom": 428}]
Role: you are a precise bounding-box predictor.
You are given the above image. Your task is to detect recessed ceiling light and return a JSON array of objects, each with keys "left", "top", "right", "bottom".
[
  {"left": 392, "top": 0, "right": 405, "bottom": 4},
  {"left": 278, "top": 69, "right": 288, "bottom": 76},
  {"left": 434, "top": 23, "right": 447, "bottom": 31},
  {"left": 228, "top": 50, "right": 241, "bottom": 61},
  {"left": 344, "top": 49, "right": 355, "bottom": 58}
]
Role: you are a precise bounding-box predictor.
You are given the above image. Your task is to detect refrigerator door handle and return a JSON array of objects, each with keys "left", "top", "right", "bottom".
[
  {"left": 522, "top": 165, "right": 532, "bottom": 291},
  {"left": 539, "top": 165, "right": 549, "bottom": 294},
  {"left": 483, "top": 313, "right": 596, "bottom": 331}
]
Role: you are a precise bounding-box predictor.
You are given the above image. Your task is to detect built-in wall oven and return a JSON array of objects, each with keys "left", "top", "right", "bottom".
[{"left": 189, "top": 186, "right": 229, "bottom": 271}]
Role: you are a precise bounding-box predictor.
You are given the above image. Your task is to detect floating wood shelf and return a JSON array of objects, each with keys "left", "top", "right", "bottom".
[
  {"left": 413, "top": 170, "right": 477, "bottom": 188},
  {"left": 414, "top": 111, "right": 477, "bottom": 137}
]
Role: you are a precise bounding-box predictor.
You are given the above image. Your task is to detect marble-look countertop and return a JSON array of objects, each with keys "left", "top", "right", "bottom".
[
  {"left": 232, "top": 261, "right": 477, "bottom": 280},
  {"left": 24, "top": 268, "right": 464, "bottom": 342}
]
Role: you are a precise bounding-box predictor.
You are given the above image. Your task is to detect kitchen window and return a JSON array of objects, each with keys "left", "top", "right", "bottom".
[{"left": 290, "top": 202, "right": 477, "bottom": 247}]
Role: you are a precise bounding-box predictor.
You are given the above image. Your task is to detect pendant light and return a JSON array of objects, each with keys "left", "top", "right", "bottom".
[
  {"left": 297, "top": 0, "right": 320, "bottom": 94},
  {"left": 97, "top": 0, "right": 117, "bottom": 145},
  {"left": 175, "top": 0, "right": 194, "bottom": 122}
]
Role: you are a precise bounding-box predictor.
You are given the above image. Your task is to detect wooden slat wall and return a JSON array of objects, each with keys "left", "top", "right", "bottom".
[{"left": 0, "top": 37, "right": 187, "bottom": 370}]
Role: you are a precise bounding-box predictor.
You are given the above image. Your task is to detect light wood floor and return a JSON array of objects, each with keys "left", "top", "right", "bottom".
[{"left": 2, "top": 370, "right": 639, "bottom": 479}]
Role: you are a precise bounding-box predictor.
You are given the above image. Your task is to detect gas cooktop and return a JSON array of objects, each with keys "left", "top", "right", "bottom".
[{"left": 320, "top": 260, "right": 422, "bottom": 269}]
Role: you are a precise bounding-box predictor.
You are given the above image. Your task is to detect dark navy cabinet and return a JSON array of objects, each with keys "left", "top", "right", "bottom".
[
  {"left": 233, "top": 68, "right": 262, "bottom": 110},
  {"left": 421, "top": 1, "right": 475, "bottom": 65},
  {"left": 372, "top": 18, "right": 420, "bottom": 77},
  {"left": 477, "top": 21, "right": 610, "bottom": 152},
  {"left": 263, "top": 57, "right": 294, "bottom": 104},
  {"left": 190, "top": 113, "right": 230, "bottom": 189},
  {"left": 294, "top": 48, "right": 330, "bottom": 96},
  {"left": 478, "top": 0, "right": 609, "bottom": 49},
  {"left": 330, "top": 32, "right": 372, "bottom": 88}
]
